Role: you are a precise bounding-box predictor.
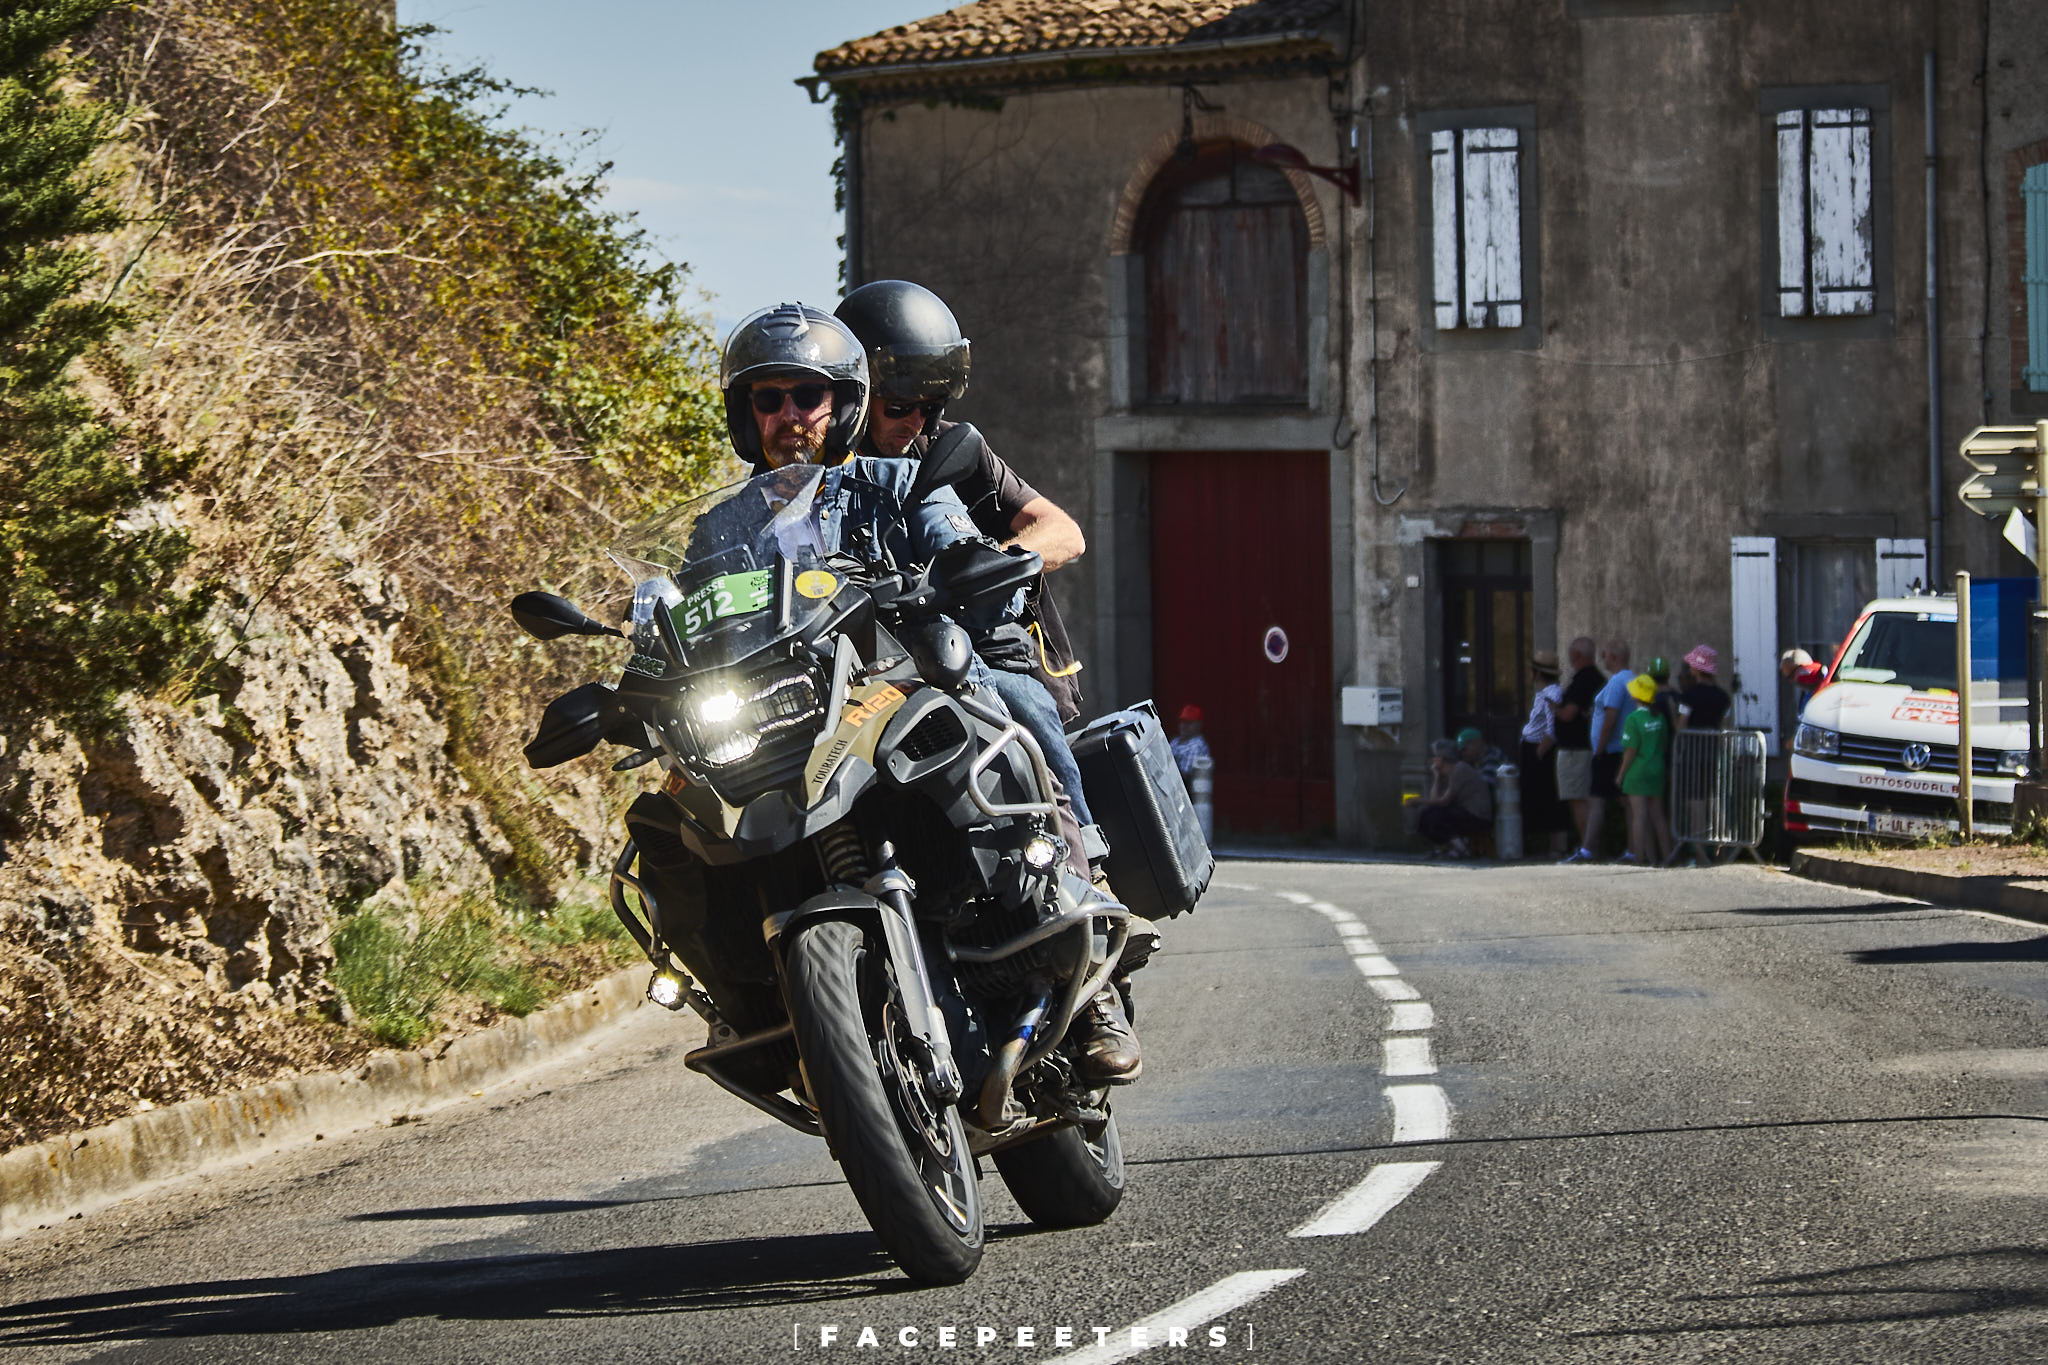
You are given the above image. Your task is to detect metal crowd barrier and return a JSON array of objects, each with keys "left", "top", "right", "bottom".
[{"left": 1667, "top": 728, "right": 1768, "bottom": 864}]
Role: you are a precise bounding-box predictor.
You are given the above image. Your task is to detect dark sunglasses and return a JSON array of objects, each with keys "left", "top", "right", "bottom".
[
  {"left": 750, "top": 383, "right": 832, "bottom": 415},
  {"left": 880, "top": 399, "right": 943, "bottom": 421}
]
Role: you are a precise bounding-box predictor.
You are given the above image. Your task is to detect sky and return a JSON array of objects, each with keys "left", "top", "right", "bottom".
[{"left": 399, "top": 1, "right": 946, "bottom": 342}]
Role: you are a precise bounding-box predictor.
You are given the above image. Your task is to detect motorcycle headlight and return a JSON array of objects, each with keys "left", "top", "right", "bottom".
[
  {"left": 694, "top": 689, "right": 743, "bottom": 725},
  {"left": 1793, "top": 723, "right": 1839, "bottom": 759},
  {"left": 1998, "top": 749, "right": 2032, "bottom": 778},
  {"left": 678, "top": 665, "right": 823, "bottom": 769}
]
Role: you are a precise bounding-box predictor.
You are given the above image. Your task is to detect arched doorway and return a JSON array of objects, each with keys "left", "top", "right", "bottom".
[{"left": 1127, "top": 140, "right": 1330, "bottom": 835}]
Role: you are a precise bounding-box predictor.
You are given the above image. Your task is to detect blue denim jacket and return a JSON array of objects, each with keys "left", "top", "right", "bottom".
[{"left": 820, "top": 457, "right": 1024, "bottom": 627}]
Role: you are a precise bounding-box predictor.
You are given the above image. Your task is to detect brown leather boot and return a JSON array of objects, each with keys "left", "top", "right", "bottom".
[{"left": 1074, "top": 985, "right": 1142, "bottom": 1084}]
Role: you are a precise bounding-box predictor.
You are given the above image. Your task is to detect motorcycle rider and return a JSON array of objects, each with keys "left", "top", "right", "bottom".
[
  {"left": 709, "top": 301, "right": 1135, "bottom": 1083},
  {"left": 835, "top": 281, "right": 1145, "bottom": 1084}
]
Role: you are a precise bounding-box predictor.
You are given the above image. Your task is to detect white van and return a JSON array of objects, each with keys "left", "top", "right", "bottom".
[{"left": 1784, "top": 594, "right": 2033, "bottom": 840}]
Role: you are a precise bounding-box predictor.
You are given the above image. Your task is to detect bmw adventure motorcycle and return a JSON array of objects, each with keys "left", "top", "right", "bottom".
[{"left": 508, "top": 430, "right": 1140, "bottom": 1284}]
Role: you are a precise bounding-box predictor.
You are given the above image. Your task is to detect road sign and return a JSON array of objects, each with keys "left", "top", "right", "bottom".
[{"left": 1957, "top": 422, "right": 2048, "bottom": 518}]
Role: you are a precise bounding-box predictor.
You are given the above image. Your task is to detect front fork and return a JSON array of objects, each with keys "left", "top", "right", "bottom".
[{"left": 866, "top": 861, "right": 966, "bottom": 1106}]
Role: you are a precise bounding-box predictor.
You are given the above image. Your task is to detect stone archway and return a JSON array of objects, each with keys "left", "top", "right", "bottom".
[{"left": 1108, "top": 114, "right": 1327, "bottom": 257}]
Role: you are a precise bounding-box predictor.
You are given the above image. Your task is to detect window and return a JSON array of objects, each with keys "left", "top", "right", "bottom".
[
  {"left": 1418, "top": 106, "right": 1538, "bottom": 351},
  {"left": 1775, "top": 106, "right": 1875, "bottom": 317},
  {"left": 2025, "top": 162, "right": 2048, "bottom": 392},
  {"left": 1135, "top": 143, "right": 1308, "bottom": 406},
  {"left": 1430, "top": 127, "right": 1524, "bottom": 330}
]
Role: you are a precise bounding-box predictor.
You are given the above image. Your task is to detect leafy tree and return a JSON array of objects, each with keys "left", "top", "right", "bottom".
[{"left": 0, "top": 0, "right": 204, "bottom": 730}]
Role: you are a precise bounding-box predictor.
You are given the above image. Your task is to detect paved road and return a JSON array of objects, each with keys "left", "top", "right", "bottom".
[{"left": 2, "top": 859, "right": 2045, "bottom": 1362}]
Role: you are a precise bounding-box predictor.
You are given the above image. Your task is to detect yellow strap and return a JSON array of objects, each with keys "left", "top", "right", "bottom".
[{"left": 1029, "top": 620, "right": 1083, "bottom": 678}]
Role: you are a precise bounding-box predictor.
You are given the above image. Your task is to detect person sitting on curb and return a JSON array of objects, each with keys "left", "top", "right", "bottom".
[
  {"left": 1419, "top": 737, "right": 1494, "bottom": 858},
  {"left": 1457, "top": 726, "right": 1506, "bottom": 781}
]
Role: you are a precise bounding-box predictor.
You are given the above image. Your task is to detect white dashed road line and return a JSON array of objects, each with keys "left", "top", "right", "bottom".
[
  {"left": 1386, "top": 1082, "right": 1452, "bottom": 1143},
  {"left": 1290, "top": 1161, "right": 1444, "bottom": 1238},
  {"left": 1042, "top": 1270, "right": 1308, "bottom": 1365},
  {"left": 1063, "top": 877, "right": 1456, "bottom": 1361},
  {"left": 1387, "top": 1001, "right": 1435, "bottom": 1032},
  {"left": 1382, "top": 1036, "right": 1437, "bottom": 1077}
]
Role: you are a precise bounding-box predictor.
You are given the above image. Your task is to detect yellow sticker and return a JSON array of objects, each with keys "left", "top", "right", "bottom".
[{"left": 795, "top": 569, "right": 839, "bottom": 600}]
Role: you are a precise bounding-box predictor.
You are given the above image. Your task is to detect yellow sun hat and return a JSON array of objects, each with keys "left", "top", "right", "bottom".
[{"left": 1626, "top": 672, "right": 1659, "bottom": 705}]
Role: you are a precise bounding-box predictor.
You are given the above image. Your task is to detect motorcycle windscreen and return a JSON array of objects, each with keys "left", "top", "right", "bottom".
[{"left": 606, "top": 466, "right": 844, "bottom": 670}]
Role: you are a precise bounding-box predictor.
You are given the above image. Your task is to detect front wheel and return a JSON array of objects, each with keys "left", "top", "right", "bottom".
[
  {"left": 992, "top": 1111, "right": 1125, "bottom": 1228},
  {"left": 785, "top": 918, "right": 983, "bottom": 1284}
]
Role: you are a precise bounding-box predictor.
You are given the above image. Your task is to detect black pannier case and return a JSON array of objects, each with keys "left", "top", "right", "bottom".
[{"left": 1069, "top": 700, "right": 1213, "bottom": 919}]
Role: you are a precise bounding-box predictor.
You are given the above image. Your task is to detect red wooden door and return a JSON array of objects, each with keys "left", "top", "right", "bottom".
[{"left": 1149, "top": 451, "right": 1333, "bottom": 835}]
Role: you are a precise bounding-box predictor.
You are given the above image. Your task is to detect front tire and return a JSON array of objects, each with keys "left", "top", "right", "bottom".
[
  {"left": 785, "top": 918, "right": 983, "bottom": 1284},
  {"left": 992, "top": 1111, "right": 1125, "bottom": 1228}
]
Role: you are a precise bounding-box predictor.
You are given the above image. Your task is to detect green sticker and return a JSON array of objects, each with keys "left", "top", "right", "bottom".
[{"left": 672, "top": 570, "right": 772, "bottom": 638}]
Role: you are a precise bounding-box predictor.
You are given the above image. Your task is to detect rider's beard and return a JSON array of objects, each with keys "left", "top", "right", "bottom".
[{"left": 773, "top": 419, "right": 828, "bottom": 465}]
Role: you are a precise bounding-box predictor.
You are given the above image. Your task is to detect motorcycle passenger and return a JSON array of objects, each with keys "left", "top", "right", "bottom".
[{"left": 836, "top": 280, "right": 1144, "bottom": 1085}]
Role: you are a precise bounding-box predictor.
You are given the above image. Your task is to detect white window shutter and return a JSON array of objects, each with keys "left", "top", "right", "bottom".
[
  {"left": 1730, "top": 536, "right": 1779, "bottom": 733},
  {"left": 1776, "top": 112, "right": 1808, "bottom": 317},
  {"left": 1430, "top": 131, "right": 1459, "bottom": 330},
  {"left": 1875, "top": 538, "right": 1927, "bottom": 598},
  {"left": 1462, "top": 128, "right": 1522, "bottom": 328},
  {"left": 1808, "top": 109, "right": 1874, "bottom": 316}
]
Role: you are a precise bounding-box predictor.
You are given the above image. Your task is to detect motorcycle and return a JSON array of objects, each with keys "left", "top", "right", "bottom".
[{"left": 507, "top": 429, "right": 1147, "bottom": 1284}]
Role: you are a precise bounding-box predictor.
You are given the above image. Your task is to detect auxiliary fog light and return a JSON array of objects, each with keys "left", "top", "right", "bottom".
[
  {"left": 1022, "top": 835, "right": 1059, "bottom": 869},
  {"left": 694, "top": 689, "right": 744, "bottom": 725},
  {"left": 647, "top": 971, "right": 686, "bottom": 1010},
  {"left": 1998, "top": 750, "right": 2032, "bottom": 778}
]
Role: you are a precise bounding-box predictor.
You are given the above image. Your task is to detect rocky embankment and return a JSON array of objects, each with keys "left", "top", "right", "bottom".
[{"left": 0, "top": 561, "right": 618, "bottom": 1149}]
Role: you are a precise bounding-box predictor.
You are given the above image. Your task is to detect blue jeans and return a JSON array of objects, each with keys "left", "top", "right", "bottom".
[{"left": 979, "top": 666, "right": 1094, "bottom": 828}]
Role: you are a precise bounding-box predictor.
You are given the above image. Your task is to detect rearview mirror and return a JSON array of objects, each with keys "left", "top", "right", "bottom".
[
  {"left": 509, "top": 591, "right": 623, "bottom": 641},
  {"left": 908, "top": 422, "right": 981, "bottom": 505}
]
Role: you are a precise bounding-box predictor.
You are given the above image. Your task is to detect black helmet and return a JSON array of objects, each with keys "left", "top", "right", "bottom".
[
  {"left": 720, "top": 303, "right": 869, "bottom": 467},
  {"left": 833, "top": 281, "right": 971, "bottom": 424}
]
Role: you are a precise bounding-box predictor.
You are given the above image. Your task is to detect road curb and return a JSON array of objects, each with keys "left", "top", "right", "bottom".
[
  {"left": 0, "top": 964, "right": 648, "bottom": 1241},
  {"left": 1789, "top": 849, "right": 2048, "bottom": 928}
]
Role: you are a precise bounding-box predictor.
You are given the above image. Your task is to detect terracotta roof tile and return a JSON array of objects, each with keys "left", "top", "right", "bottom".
[{"left": 815, "top": 0, "right": 1340, "bottom": 76}]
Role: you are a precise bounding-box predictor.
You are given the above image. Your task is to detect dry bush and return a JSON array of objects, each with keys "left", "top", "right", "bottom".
[{"left": 76, "top": 0, "right": 738, "bottom": 878}]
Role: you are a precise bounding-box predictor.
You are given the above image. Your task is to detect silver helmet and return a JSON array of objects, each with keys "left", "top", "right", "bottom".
[{"left": 720, "top": 303, "right": 869, "bottom": 467}]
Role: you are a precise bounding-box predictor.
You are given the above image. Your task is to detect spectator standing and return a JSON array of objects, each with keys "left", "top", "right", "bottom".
[
  {"left": 1170, "top": 704, "right": 1211, "bottom": 792},
  {"left": 1553, "top": 637, "right": 1606, "bottom": 864},
  {"left": 1418, "top": 737, "right": 1494, "bottom": 858},
  {"left": 1573, "top": 640, "right": 1638, "bottom": 863},
  {"left": 1617, "top": 672, "right": 1673, "bottom": 864},
  {"left": 1520, "top": 650, "right": 1567, "bottom": 855},
  {"left": 1778, "top": 648, "right": 1821, "bottom": 750},
  {"left": 1644, "top": 655, "right": 1677, "bottom": 728},
  {"left": 1676, "top": 645, "right": 1730, "bottom": 731}
]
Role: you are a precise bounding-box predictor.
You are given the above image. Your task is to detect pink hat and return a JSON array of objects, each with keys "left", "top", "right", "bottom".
[{"left": 1683, "top": 644, "right": 1718, "bottom": 675}]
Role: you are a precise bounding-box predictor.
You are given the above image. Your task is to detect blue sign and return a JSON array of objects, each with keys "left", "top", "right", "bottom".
[{"left": 1968, "top": 577, "right": 2034, "bottom": 681}]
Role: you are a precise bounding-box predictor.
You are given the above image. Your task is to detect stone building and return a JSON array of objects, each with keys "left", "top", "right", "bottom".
[{"left": 809, "top": 0, "right": 2030, "bottom": 846}]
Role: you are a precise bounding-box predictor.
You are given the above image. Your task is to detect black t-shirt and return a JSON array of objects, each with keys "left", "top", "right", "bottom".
[
  {"left": 1555, "top": 665, "right": 1604, "bottom": 749},
  {"left": 1677, "top": 682, "right": 1730, "bottom": 731},
  {"left": 915, "top": 422, "right": 1084, "bottom": 717}
]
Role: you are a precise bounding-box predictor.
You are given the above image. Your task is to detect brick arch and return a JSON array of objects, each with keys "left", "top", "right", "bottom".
[{"left": 1108, "top": 115, "right": 1327, "bottom": 256}]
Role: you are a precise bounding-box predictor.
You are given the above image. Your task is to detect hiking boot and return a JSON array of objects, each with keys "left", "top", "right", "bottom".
[{"left": 1073, "top": 986, "right": 1142, "bottom": 1084}]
